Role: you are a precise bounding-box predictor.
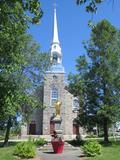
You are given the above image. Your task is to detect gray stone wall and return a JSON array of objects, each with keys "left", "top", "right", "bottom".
[
  {"left": 43, "top": 71, "right": 77, "bottom": 135},
  {"left": 43, "top": 72, "right": 65, "bottom": 135},
  {"left": 27, "top": 108, "right": 43, "bottom": 135},
  {"left": 23, "top": 71, "right": 78, "bottom": 136},
  {"left": 64, "top": 90, "right": 74, "bottom": 135}
]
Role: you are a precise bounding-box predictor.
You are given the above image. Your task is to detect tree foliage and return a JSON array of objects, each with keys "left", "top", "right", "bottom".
[
  {"left": 76, "top": 0, "right": 104, "bottom": 13},
  {"left": 0, "top": 1, "right": 49, "bottom": 146},
  {"left": 0, "top": 0, "right": 43, "bottom": 24},
  {"left": 68, "top": 20, "right": 120, "bottom": 143},
  {"left": 0, "top": 34, "right": 49, "bottom": 120}
]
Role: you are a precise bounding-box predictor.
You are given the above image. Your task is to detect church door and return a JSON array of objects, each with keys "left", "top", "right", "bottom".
[
  {"left": 29, "top": 121, "right": 36, "bottom": 135},
  {"left": 50, "top": 121, "right": 55, "bottom": 135},
  {"left": 73, "top": 124, "right": 79, "bottom": 135}
]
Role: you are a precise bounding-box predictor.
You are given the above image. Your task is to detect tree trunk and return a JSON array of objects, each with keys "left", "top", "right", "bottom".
[
  {"left": 103, "top": 118, "right": 109, "bottom": 143},
  {"left": 2, "top": 116, "right": 12, "bottom": 147}
]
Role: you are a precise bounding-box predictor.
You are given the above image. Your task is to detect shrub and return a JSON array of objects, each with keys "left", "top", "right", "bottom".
[
  {"left": 14, "top": 142, "right": 36, "bottom": 158},
  {"left": 83, "top": 140, "right": 101, "bottom": 157},
  {"left": 34, "top": 137, "right": 46, "bottom": 146}
]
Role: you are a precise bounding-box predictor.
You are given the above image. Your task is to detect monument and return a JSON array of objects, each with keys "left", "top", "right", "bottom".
[
  {"left": 51, "top": 100, "right": 64, "bottom": 153},
  {"left": 53, "top": 100, "right": 62, "bottom": 138},
  {"left": 55, "top": 101, "right": 62, "bottom": 119}
]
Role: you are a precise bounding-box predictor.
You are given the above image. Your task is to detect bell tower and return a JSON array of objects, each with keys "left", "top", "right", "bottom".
[
  {"left": 50, "top": 8, "right": 62, "bottom": 65},
  {"left": 49, "top": 7, "right": 64, "bottom": 73}
]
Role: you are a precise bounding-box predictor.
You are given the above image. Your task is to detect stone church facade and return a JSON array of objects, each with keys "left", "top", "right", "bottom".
[{"left": 21, "top": 8, "right": 79, "bottom": 138}]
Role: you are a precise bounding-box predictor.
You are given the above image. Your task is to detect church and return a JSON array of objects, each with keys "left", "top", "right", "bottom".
[{"left": 21, "top": 8, "right": 79, "bottom": 139}]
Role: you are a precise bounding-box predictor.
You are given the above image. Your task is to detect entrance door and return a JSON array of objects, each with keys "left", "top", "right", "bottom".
[
  {"left": 29, "top": 121, "right": 36, "bottom": 135},
  {"left": 73, "top": 124, "right": 79, "bottom": 135},
  {"left": 50, "top": 121, "right": 55, "bottom": 135}
]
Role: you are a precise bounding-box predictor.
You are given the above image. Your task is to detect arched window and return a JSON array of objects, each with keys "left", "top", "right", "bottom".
[
  {"left": 72, "top": 98, "right": 79, "bottom": 111},
  {"left": 51, "top": 88, "right": 58, "bottom": 106},
  {"left": 53, "top": 53, "right": 58, "bottom": 64}
]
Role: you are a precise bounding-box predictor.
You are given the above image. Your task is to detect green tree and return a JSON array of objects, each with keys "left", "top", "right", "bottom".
[
  {"left": 68, "top": 20, "right": 120, "bottom": 143},
  {"left": 0, "top": 0, "right": 43, "bottom": 24},
  {"left": 76, "top": 0, "right": 116, "bottom": 13},
  {"left": 0, "top": 34, "right": 50, "bottom": 146},
  {"left": 0, "top": 0, "right": 43, "bottom": 75},
  {"left": 0, "top": 1, "right": 49, "bottom": 146}
]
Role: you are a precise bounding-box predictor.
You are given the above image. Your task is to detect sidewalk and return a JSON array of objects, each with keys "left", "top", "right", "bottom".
[
  {"left": 38, "top": 150, "right": 83, "bottom": 160},
  {"left": 37, "top": 142, "right": 85, "bottom": 160}
]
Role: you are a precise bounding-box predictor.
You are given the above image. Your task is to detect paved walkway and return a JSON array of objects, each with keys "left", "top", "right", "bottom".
[
  {"left": 38, "top": 150, "right": 82, "bottom": 160},
  {"left": 37, "top": 142, "right": 85, "bottom": 160}
]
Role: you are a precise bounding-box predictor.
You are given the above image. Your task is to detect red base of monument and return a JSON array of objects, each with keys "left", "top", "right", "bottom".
[{"left": 51, "top": 140, "right": 64, "bottom": 154}]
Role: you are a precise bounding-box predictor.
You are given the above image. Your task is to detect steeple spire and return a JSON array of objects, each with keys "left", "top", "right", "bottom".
[
  {"left": 48, "top": 6, "right": 65, "bottom": 73},
  {"left": 50, "top": 7, "right": 62, "bottom": 65},
  {"left": 52, "top": 8, "right": 59, "bottom": 44}
]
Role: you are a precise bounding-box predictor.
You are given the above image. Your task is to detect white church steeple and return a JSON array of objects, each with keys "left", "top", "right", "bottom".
[
  {"left": 50, "top": 7, "right": 62, "bottom": 65},
  {"left": 52, "top": 8, "right": 59, "bottom": 44}
]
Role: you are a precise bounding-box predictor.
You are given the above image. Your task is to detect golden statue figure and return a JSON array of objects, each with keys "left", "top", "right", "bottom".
[{"left": 55, "top": 100, "right": 62, "bottom": 118}]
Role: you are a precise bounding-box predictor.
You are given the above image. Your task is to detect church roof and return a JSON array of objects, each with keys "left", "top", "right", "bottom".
[{"left": 46, "top": 64, "right": 65, "bottom": 73}]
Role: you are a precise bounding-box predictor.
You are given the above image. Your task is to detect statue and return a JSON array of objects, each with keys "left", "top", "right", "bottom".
[{"left": 55, "top": 100, "right": 62, "bottom": 118}]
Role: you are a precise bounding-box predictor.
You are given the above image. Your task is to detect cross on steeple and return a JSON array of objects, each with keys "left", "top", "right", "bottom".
[{"left": 53, "top": 2, "right": 57, "bottom": 9}]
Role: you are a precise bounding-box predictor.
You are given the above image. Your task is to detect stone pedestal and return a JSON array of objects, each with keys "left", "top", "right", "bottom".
[
  {"left": 53, "top": 116, "right": 63, "bottom": 138},
  {"left": 51, "top": 116, "right": 64, "bottom": 154}
]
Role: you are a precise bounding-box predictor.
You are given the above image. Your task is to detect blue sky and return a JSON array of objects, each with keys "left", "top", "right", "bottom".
[{"left": 28, "top": 0, "right": 120, "bottom": 76}]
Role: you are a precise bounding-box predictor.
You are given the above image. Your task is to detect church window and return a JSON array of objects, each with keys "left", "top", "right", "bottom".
[
  {"left": 72, "top": 98, "right": 79, "bottom": 111},
  {"left": 51, "top": 88, "right": 58, "bottom": 106}
]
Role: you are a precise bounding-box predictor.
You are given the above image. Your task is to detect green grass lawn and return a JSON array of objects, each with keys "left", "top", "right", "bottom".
[
  {"left": 0, "top": 139, "right": 120, "bottom": 160},
  {"left": 0, "top": 146, "right": 16, "bottom": 160},
  {"left": 87, "top": 140, "right": 120, "bottom": 160}
]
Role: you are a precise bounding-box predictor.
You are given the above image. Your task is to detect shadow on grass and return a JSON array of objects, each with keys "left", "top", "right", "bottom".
[
  {"left": 97, "top": 138, "right": 120, "bottom": 147},
  {"left": 0, "top": 141, "right": 19, "bottom": 148},
  {"left": 67, "top": 138, "right": 120, "bottom": 148},
  {"left": 67, "top": 139, "right": 85, "bottom": 147}
]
